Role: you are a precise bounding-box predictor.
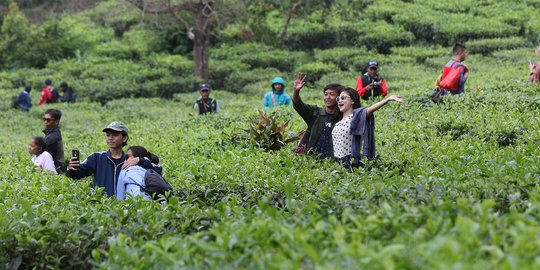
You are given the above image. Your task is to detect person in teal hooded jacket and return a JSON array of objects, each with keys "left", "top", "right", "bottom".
[{"left": 262, "top": 77, "right": 292, "bottom": 109}]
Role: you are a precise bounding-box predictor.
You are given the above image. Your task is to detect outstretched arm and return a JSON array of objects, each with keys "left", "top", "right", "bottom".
[
  {"left": 292, "top": 73, "right": 306, "bottom": 105},
  {"left": 366, "top": 95, "right": 406, "bottom": 118}
]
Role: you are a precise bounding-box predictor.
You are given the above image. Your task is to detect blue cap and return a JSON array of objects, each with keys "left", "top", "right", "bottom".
[
  {"left": 200, "top": 83, "right": 210, "bottom": 91},
  {"left": 368, "top": 60, "right": 378, "bottom": 68}
]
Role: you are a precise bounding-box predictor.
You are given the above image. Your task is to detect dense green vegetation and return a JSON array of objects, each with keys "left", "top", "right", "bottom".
[{"left": 1, "top": 0, "right": 540, "bottom": 269}]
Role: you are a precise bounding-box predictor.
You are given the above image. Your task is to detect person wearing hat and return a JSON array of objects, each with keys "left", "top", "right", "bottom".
[
  {"left": 262, "top": 76, "right": 292, "bottom": 109},
  {"left": 355, "top": 60, "right": 388, "bottom": 100},
  {"left": 66, "top": 122, "right": 160, "bottom": 197},
  {"left": 193, "top": 83, "right": 220, "bottom": 115}
]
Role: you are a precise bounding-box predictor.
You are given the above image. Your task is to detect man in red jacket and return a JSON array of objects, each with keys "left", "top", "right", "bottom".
[
  {"left": 38, "top": 79, "right": 53, "bottom": 105},
  {"left": 355, "top": 60, "right": 388, "bottom": 100}
]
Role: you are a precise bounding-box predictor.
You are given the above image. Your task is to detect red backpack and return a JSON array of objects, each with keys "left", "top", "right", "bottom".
[{"left": 439, "top": 62, "right": 465, "bottom": 91}]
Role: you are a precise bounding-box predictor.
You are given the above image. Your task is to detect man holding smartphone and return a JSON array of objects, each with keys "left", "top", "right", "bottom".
[{"left": 66, "top": 122, "right": 159, "bottom": 197}]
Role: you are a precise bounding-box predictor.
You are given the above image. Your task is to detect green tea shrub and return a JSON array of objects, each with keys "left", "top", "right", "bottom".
[
  {"left": 208, "top": 60, "right": 250, "bottom": 90},
  {"left": 314, "top": 47, "right": 371, "bottom": 71},
  {"left": 94, "top": 40, "right": 142, "bottom": 60},
  {"left": 362, "top": 0, "right": 405, "bottom": 22},
  {"left": 284, "top": 22, "right": 338, "bottom": 51},
  {"left": 295, "top": 62, "right": 339, "bottom": 84},
  {"left": 356, "top": 20, "right": 414, "bottom": 54},
  {"left": 392, "top": 5, "right": 438, "bottom": 43},
  {"left": 466, "top": 37, "right": 528, "bottom": 56},
  {"left": 476, "top": 3, "right": 533, "bottom": 30},
  {"left": 89, "top": 0, "right": 140, "bottom": 37},
  {"left": 121, "top": 26, "right": 165, "bottom": 56},
  {"left": 391, "top": 45, "right": 448, "bottom": 63},
  {"left": 525, "top": 18, "right": 540, "bottom": 44},
  {"left": 435, "top": 14, "right": 519, "bottom": 46},
  {"left": 212, "top": 43, "right": 309, "bottom": 72},
  {"left": 226, "top": 68, "right": 281, "bottom": 93},
  {"left": 146, "top": 54, "right": 193, "bottom": 75}
]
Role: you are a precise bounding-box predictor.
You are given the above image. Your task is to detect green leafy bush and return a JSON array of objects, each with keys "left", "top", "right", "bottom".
[
  {"left": 284, "top": 22, "right": 338, "bottom": 51},
  {"left": 356, "top": 20, "right": 414, "bottom": 54},
  {"left": 295, "top": 62, "right": 339, "bottom": 84},
  {"left": 467, "top": 37, "right": 528, "bottom": 56}
]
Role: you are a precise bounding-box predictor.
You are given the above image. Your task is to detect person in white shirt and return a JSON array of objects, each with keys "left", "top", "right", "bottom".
[
  {"left": 28, "top": 136, "right": 57, "bottom": 174},
  {"left": 332, "top": 87, "right": 405, "bottom": 171}
]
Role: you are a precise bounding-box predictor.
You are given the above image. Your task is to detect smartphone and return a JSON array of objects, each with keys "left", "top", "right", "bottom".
[{"left": 71, "top": 149, "right": 80, "bottom": 161}]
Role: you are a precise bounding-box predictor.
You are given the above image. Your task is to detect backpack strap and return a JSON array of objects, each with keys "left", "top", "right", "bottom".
[{"left": 271, "top": 93, "right": 277, "bottom": 107}]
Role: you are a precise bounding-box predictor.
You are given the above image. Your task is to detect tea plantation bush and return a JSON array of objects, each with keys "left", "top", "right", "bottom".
[
  {"left": 2, "top": 81, "right": 540, "bottom": 268},
  {"left": 2, "top": 0, "right": 540, "bottom": 268}
]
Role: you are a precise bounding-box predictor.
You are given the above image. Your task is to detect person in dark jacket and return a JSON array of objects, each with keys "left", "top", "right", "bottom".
[
  {"left": 43, "top": 109, "right": 65, "bottom": 173},
  {"left": 66, "top": 122, "right": 160, "bottom": 197},
  {"left": 193, "top": 83, "right": 220, "bottom": 115},
  {"left": 16, "top": 86, "right": 32, "bottom": 112},
  {"left": 60, "top": 81, "right": 76, "bottom": 103},
  {"left": 292, "top": 73, "right": 344, "bottom": 159}
]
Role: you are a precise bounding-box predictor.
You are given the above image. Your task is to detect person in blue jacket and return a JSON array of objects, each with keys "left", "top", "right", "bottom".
[
  {"left": 16, "top": 86, "right": 32, "bottom": 112},
  {"left": 66, "top": 122, "right": 160, "bottom": 197},
  {"left": 116, "top": 146, "right": 161, "bottom": 200},
  {"left": 262, "top": 77, "right": 292, "bottom": 109}
]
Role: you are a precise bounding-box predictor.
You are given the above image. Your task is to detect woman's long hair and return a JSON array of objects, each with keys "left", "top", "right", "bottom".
[{"left": 127, "top": 146, "right": 159, "bottom": 164}]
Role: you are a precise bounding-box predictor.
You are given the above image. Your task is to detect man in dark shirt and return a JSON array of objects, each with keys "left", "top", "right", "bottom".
[
  {"left": 43, "top": 109, "right": 65, "bottom": 173},
  {"left": 292, "top": 73, "right": 344, "bottom": 159}
]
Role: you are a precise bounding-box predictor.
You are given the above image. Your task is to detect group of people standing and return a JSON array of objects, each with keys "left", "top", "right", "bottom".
[
  {"left": 27, "top": 108, "right": 158, "bottom": 200},
  {"left": 191, "top": 44, "right": 472, "bottom": 170},
  {"left": 30, "top": 42, "right": 540, "bottom": 197},
  {"left": 16, "top": 79, "right": 76, "bottom": 112}
]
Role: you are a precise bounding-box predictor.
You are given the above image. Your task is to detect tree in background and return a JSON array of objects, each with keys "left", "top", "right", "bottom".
[{"left": 128, "top": 0, "right": 217, "bottom": 82}]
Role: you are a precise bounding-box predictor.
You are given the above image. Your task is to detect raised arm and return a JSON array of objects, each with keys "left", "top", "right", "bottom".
[
  {"left": 292, "top": 73, "right": 306, "bottom": 105},
  {"left": 366, "top": 95, "right": 406, "bottom": 118}
]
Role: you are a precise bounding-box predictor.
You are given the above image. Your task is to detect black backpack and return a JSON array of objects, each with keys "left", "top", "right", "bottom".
[{"left": 142, "top": 169, "right": 174, "bottom": 200}]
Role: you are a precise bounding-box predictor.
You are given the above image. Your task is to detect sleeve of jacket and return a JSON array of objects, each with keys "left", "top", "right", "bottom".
[
  {"left": 16, "top": 92, "right": 23, "bottom": 104},
  {"left": 293, "top": 96, "right": 318, "bottom": 126},
  {"left": 380, "top": 79, "right": 388, "bottom": 96},
  {"left": 44, "top": 131, "right": 61, "bottom": 146},
  {"left": 66, "top": 153, "right": 98, "bottom": 179},
  {"left": 284, "top": 94, "right": 292, "bottom": 106},
  {"left": 262, "top": 93, "right": 271, "bottom": 109},
  {"left": 138, "top": 158, "right": 162, "bottom": 175},
  {"left": 356, "top": 76, "right": 367, "bottom": 97}
]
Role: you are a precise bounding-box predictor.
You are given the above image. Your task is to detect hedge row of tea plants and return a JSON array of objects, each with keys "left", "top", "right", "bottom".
[{"left": 1, "top": 79, "right": 540, "bottom": 268}]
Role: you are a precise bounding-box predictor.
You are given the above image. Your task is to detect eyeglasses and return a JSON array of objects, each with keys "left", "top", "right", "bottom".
[
  {"left": 336, "top": 95, "right": 350, "bottom": 102},
  {"left": 42, "top": 118, "right": 54, "bottom": 122}
]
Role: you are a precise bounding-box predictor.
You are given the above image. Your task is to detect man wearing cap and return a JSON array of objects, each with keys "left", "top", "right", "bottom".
[
  {"left": 292, "top": 73, "right": 344, "bottom": 159},
  {"left": 66, "top": 122, "right": 158, "bottom": 197},
  {"left": 355, "top": 60, "right": 388, "bottom": 100},
  {"left": 193, "top": 83, "right": 220, "bottom": 115}
]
